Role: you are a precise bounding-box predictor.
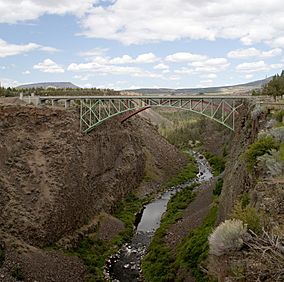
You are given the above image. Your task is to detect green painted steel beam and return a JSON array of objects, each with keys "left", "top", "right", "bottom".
[{"left": 36, "top": 95, "right": 254, "bottom": 132}]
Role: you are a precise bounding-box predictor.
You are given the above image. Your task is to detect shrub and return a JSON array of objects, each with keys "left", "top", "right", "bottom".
[
  {"left": 213, "top": 178, "right": 223, "bottom": 196},
  {"left": 176, "top": 205, "right": 218, "bottom": 281},
  {"left": 11, "top": 267, "right": 24, "bottom": 281},
  {"left": 273, "top": 109, "right": 284, "bottom": 123},
  {"left": 0, "top": 249, "right": 4, "bottom": 267},
  {"left": 142, "top": 243, "right": 176, "bottom": 282},
  {"left": 269, "top": 127, "right": 284, "bottom": 142},
  {"left": 251, "top": 105, "right": 264, "bottom": 120},
  {"left": 240, "top": 192, "right": 250, "bottom": 208},
  {"left": 245, "top": 135, "right": 278, "bottom": 171},
  {"left": 231, "top": 202, "right": 262, "bottom": 234},
  {"left": 257, "top": 150, "right": 284, "bottom": 177},
  {"left": 265, "top": 119, "right": 277, "bottom": 129},
  {"left": 209, "top": 219, "right": 247, "bottom": 256},
  {"left": 204, "top": 151, "right": 225, "bottom": 176},
  {"left": 280, "top": 143, "right": 284, "bottom": 161},
  {"left": 166, "top": 156, "right": 198, "bottom": 187}
]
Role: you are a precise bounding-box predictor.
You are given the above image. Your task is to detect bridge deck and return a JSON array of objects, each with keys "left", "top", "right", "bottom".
[{"left": 39, "top": 95, "right": 253, "bottom": 100}]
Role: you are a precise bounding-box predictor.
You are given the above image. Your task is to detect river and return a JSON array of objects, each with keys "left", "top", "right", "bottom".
[{"left": 105, "top": 151, "right": 213, "bottom": 281}]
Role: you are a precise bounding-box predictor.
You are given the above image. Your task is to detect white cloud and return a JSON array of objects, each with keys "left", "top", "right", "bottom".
[
  {"left": 109, "top": 55, "right": 134, "bottom": 64},
  {"left": 245, "top": 74, "right": 253, "bottom": 79},
  {"left": 74, "top": 74, "right": 91, "bottom": 81},
  {"left": 22, "top": 70, "right": 31, "bottom": 75},
  {"left": 136, "top": 53, "right": 159, "bottom": 63},
  {"left": 190, "top": 58, "right": 230, "bottom": 73},
  {"left": 196, "top": 79, "right": 214, "bottom": 88},
  {"left": 154, "top": 63, "right": 169, "bottom": 70},
  {"left": 79, "top": 47, "right": 109, "bottom": 57},
  {"left": 174, "top": 67, "right": 194, "bottom": 75},
  {"left": 236, "top": 61, "right": 283, "bottom": 74},
  {"left": 67, "top": 61, "right": 162, "bottom": 78},
  {"left": 271, "top": 63, "right": 284, "bottom": 69},
  {"left": 166, "top": 52, "right": 207, "bottom": 62},
  {"left": 262, "top": 48, "right": 282, "bottom": 57},
  {"left": 236, "top": 61, "right": 269, "bottom": 73},
  {"left": 173, "top": 57, "right": 229, "bottom": 75},
  {"left": 0, "top": 0, "right": 95, "bottom": 23},
  {"left": 82, "top": 83, "right": 93, "bottom": 88},
  {"left": 108, "top": 53, "right": 159, "bottom": 64},
  {"left": 269, "top": 37, "right": 284, "bottom": 48},
  {"left": 0, "top": 77, "right": 20, "bottom": 87},
  {"left": 200, "top": 79, "right": 213, "bottom": 84},
  {"left": 0, "top": 39, "right": 58, "bottom": 58},
  {"left": 206, "top": 73, "right": 217, "bottom": 79},
  {"left": 2, "top": 0, "right": 284, "bottom": 49},
  {"left": 68, "top": 51, "right": 161, "bottom": 79},
  {"left": 79, "top": 0, "right": 284, "bottom": 46},
  {"left": 228, "top": 47, "right": 282, "bottom": 58},
  {"left": 33, "top": 59, "right": 65, "bottom": 73},
  {"left": 40, "top": 46, "right": 59, "bottom": 53},
  {"left": 169, "top": 75, "right": 181, "bottom": 81},
  {"left": 127, "top": 85, "right": 147, "bottom": 90}
]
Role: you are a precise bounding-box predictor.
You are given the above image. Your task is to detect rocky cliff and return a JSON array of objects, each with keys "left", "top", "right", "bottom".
[
  {"left": 218, "top": 101, "right": 260, "bottom": 221},
  {"left": 210, "top": 101, "right": 284, "bottom": 281},
  {"left": 0, "top": 103, "right": 186, "bottom": 281}
]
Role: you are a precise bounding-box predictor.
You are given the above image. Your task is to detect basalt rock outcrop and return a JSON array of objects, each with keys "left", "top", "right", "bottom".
[{"left": 0, "top": 103, "right": 186, "bottom": 281}]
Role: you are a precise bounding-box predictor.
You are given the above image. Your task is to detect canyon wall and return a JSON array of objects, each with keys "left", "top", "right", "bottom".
[
  {"left": 0, "top": 104, "right": 186, "bottom": 249},
  {"left": 218, "top": 101, "right": 259, "bottom": 222}
]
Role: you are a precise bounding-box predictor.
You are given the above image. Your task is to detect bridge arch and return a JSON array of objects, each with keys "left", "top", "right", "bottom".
[
  {"left": 119, "top": 105, "right": 235, "bottom": 129},
  {"left": 77, "top": 96, "right": 245, "bottom": 133}
]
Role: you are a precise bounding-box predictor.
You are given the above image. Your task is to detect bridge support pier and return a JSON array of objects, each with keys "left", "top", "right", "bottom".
[
  {"left": 52, "top": 99, "right": 59, "bottom": 107},
  {"left": 65, "top": 100, "right": 71, "bottom": 109},
  {"left": 39, "top": 99, "right": 46, "bottom": 106}
]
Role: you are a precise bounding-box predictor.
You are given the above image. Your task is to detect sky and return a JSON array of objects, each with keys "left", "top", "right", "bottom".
[{"left": 0, "top": 0, "right": 284, "bottom": 89}]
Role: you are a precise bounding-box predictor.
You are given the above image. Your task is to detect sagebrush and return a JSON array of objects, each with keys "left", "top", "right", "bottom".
[{"left": 209, "top": 219, "right": 247, "bottom": 256}]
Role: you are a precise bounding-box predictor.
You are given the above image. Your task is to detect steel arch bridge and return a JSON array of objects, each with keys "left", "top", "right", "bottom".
[{"left": 38, "top": 95, "right": 250, "bottom": 132}]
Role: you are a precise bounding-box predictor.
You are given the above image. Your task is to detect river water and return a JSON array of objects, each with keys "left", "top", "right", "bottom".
[{"left": 105, "top": 151, "right": 213, "bottom": 282}]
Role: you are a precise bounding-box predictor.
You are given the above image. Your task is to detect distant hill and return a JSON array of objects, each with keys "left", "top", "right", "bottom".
[
  {"left": 126, "top": 77, "right": 272, "bottom": 95},
  {"left": 17, "top": 82, "right": 80, "bottom": 89}
]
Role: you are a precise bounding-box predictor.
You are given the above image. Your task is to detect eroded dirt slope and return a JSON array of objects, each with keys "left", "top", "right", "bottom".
[{"left": 0, "top": 104, "right": 186, "bottom": 281}]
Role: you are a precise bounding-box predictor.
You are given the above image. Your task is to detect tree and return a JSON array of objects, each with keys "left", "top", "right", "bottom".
[{"left": 261, "top": 71, "right": 284, "bottom": 101}]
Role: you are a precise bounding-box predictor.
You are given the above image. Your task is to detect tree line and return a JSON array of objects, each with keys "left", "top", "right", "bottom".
[
  {"left": 0, "top": 87, "right": 119, "bottom": 98},
  {"left": 252, "top": 70, "right": 284, "bottom": 100}
]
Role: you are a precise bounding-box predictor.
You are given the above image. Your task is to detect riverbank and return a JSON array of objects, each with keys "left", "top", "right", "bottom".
[
  {"left": 104, "top": 151, "right": 211, "bottom": 281},
  {"left": 61, "top": 153, "right": 198, "bottom": 281},
  {"left": 142, "top": 155, "right": 218, "bottom": 282}
]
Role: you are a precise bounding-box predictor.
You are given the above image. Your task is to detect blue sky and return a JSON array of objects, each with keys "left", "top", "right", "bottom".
[{"left": 0, "top": 0, "right": 284, "bottom": 89}]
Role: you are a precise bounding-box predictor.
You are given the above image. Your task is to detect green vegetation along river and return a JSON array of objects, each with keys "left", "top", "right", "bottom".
[{"left": 107, "top": 151, "right": 213, "bottom": 281}]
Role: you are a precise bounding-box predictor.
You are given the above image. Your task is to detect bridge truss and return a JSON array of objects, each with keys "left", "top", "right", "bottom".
[
  {"left": 39, "top": 95, "right": 247, "bottom": 132},
  {"left": 79, "top": 96, "right": 245, "bottom": 132}
]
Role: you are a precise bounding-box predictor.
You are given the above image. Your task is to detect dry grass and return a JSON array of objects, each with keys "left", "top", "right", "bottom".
[{"left": 244, "top": 230, "right": 284, "bottom": 281}]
